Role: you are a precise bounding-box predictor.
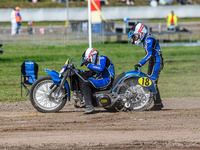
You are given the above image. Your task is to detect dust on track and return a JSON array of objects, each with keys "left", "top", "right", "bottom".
[{"left": 0, "top": 98, "right": 200, "bottom": 150}]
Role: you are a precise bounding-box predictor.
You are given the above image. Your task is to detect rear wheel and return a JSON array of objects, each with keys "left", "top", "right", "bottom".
[
  {"left": 29, "top": 76, "right": 67, "bottom": 113},
  {"left": 118, "top": 78, "right": 153, "bottom": 111}
]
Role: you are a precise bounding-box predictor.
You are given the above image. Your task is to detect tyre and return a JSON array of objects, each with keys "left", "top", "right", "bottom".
[
  {"left": 118, "top": 78, "right": 153, "bottom": 111},
  {"left": 105, "top": 102, "right": 124, "bottom": 112},
  {"left": 29, "top": 76, "right": 67, "bottom": 113}
]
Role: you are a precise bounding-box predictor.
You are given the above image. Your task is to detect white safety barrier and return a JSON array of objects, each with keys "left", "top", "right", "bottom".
[{"left": 0, "top": 5, "right": 199, "bottom": 22}]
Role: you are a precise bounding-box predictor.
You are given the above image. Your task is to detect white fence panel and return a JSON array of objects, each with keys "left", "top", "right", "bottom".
[{"left": 0, "top": 5, "right": 200, "bottom": 22}]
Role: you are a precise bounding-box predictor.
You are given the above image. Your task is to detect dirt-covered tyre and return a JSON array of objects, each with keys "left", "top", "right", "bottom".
[
  {"left": 29, "top": 76, "right": 67, "bottom": 113},
  {"left": 118, "top": 78, "right": 153, "bottom": 111},
  {"left": 104, "top": 101, "right": 125, "bottom": 112}
]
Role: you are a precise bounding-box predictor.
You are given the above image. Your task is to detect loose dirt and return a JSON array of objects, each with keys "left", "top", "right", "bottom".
[{"left": 0, "top": 98, "right": 200, "bottom": 150}]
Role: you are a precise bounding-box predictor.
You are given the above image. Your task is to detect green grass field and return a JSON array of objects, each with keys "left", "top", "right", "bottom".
[{"left": 0, "top": 43, "right": 200, "bottom": 102}]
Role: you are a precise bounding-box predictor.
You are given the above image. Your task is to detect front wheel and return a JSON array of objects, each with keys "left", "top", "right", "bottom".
[{"left": 29, "top": 76, "right": 67, "bottom": 113}]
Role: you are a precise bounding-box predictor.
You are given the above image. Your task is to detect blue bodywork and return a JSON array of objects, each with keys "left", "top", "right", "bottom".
[
  {"left": 44, "top": 68, "right": 156, "bottom": 102},
  {"left": 113, "top": 70, "right": 157, "bottom": 94},
  {"left": 44, "top": 69, "right": 70, "bottom": 101}
]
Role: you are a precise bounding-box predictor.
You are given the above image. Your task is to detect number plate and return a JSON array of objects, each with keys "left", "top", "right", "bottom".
[{"left": 138, "top": 77, "right": 152, "bottom": 87}]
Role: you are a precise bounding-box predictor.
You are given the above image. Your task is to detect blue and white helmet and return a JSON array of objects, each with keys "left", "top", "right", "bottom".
[
  {"left": 128, "top": 23, "right": 147, "bottom": 46},
  {"left": 81, "top": 48, "right": 99, "bottom": 66}
]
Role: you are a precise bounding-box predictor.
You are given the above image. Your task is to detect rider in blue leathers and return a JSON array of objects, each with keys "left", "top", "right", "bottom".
[
  {"left": 128, "top": 23, "right": 164, "bottom": 110},
  {"left": 80, "top": 48, "right": 115, "bottom": 114}
]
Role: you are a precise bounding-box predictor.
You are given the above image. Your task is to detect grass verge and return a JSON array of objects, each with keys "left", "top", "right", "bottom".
[{"left": 0, "top": 43, "right": 200, "bottom": 102}]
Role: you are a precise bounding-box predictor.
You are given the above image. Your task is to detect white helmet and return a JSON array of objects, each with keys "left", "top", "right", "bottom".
[
  {"left": 81, "top": 48, "right": 98, "bottom": 66},
  {"left": 128, "top": 23, "right": 147, "bottom": 46}
]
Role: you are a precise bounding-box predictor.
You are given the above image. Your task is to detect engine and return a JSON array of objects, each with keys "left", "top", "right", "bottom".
[{"left": 96, "top": 94, "right": 111, "bottom": 107}]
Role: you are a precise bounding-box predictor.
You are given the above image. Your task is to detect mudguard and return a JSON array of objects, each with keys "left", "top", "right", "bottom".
[
  {"left": 44, "top": 69, "right": 70, "bottom": 101},
  {"left": 113, "top": 70, "right": 157, "bottom": 94}
]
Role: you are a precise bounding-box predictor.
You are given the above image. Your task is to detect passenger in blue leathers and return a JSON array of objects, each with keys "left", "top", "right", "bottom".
[
  {"left": 80, "top": 48, "right": 115, "bottom": 114},
  {"left": 128, "top": 23, "right": 164, "bottom": 111}
]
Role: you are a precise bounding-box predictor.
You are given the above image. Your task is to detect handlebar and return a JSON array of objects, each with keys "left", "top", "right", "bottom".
[
  {"left": 70, "top": 60, "right": 78, "bottom": 69},
  {"left": 71, "top": 69, "right": 89, "bottom": 83}
]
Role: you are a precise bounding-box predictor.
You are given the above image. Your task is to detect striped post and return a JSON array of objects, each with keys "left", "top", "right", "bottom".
[{"left": 91, "top": 0, "right": 102, "bottom": 33}]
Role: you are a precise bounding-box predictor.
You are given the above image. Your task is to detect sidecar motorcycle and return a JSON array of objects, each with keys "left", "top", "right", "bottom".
[{"left": 29, "top": 59, "right": 156, "bottom": 113}]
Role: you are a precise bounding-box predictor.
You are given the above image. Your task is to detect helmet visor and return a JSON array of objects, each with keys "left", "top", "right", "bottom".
[
  {"left": 128, "top": 30, "right": 134, "bottom": 39},
  {"left": 80, "top": 57, "right": 86, "bottom": 66},
  {"left": 132, "top": 33, "right": 140, "bottom": 41}
]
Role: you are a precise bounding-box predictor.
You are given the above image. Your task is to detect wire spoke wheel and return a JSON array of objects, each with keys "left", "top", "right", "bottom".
[
  {"left": 118, "top": 78, "right": 153, "bottom": 111},
  {"left": 30, "top": 76, "right": 67, "bottom": 113}
]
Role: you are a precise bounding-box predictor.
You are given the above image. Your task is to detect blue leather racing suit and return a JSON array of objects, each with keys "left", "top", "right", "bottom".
[
  {"left": 139, "top": 34, "right": 164, "bottom": 105},
  {"left": 139, "top": 34, "right": 164, "bottom": 81},
  {"left": 87, "top": 55, "right": 115, "bottom": 89},
  {"left": 81, "top": 55, "right": 115, "bottom": 107}
]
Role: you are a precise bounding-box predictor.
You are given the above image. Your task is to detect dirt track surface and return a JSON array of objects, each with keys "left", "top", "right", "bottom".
[{"left": 0, "top": 98, "right": 200, "bottom": 150}]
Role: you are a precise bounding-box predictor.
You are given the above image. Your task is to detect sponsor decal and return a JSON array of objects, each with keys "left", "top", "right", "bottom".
[
  {"left": 93, "top": 66, "right": 100, "bottom": 69},
  {"left": 146, "top": 39, "right": 151, "bottom": 43}
]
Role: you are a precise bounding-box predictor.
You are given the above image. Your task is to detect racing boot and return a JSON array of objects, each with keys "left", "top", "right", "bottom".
[
  {"left": 84, "top": 105, "right": 95, "bottom": 114},
  {"left": 149, "top": 84, "right": 164, "bottom": 111},
  {"left": 149, "top": 103, "right": 164, "bottom": 111}
]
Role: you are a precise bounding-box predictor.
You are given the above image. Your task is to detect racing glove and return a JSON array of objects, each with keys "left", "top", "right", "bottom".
[{"left": 134, "top": 64, "right": 142, "bottom": 70}]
